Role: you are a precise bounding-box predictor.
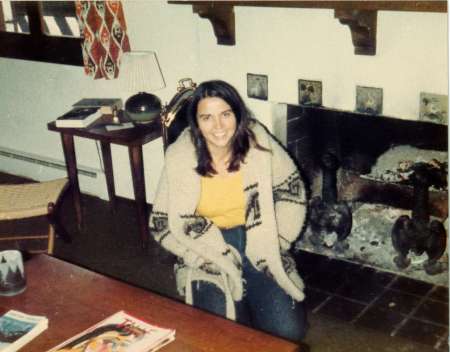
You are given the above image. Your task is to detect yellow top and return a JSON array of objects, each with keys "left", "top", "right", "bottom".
[{"left": 196, "top": 171, "right": 246, "bottom": 229}]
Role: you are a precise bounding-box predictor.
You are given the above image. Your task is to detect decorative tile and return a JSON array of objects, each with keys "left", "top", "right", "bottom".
[
  {"left": 413, "top": 299, "right": 449, "bottom": 326},
  {"left": 302, "top": 256, "right": 348, "bottom": 293},
  {"left": 340, "top": 265, "right": 395, "bottom": 291},
  {"left": 429, "top": 285, "right": 449, "bottom": 303},
  {"left": 341, "top": 265, "right": 377, "bottom": 284},
  {"left": 373, "top": 289, "right": 422, "bottom": 315},
  {"left": 316, "top": 296, "right": 365, "bottom": 322},
  {"left": 247, "top": 73, "right": 268, "bottom": 100},
  {"left": 355, "top": 86, "right": 383, "bottom": 115},
  {"left": 304, "top": 287, "right": 330, "bottom": 312},
  {"left": 327, "top": 258, "right": 360, "bottom": 280},
  {"left": 419, "top": 92, "right": 448, "bottom": 125},
  {"left": 298, "top": 79, "right": 322, "bottom": 106},
  {"left": 372, "top": 270, "right": 396, "bottom": 287},
  {"left": 355, "top": 305, "right": 405, "bottom": 333},
  {"left": 304, "top": 272, "right": 346, "bottom": 293},
  {"left": 294, "top": 250, "right": 327, "bottom": 274},
  {"left": 336, "top": 278, "right": 386, "bottom": 304},
  {"left": 396, "top": 318, "right": 447, "bottom": 347},
  {"left": 390, "top": 276, "right": 433, "bottom": 296}
]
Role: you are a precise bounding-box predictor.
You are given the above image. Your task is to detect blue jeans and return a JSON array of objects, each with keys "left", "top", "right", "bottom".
[{"left": 192, "top": 226, "right": 308, "bottom": 342}]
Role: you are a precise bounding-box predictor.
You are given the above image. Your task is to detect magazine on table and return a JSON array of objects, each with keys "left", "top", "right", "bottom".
[
  {"left": 0, "top": 310, "right": 48, "bottom": 352},
  {"left": 46, "top": 310, "right": 175, "bottom": 352}
]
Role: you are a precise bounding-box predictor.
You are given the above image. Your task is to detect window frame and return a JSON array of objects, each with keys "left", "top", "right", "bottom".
[{"left": 0, "top": 1, "right": 83, "bottom": 66}]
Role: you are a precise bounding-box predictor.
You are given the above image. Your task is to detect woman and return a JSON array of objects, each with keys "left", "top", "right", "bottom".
[{"left": 149, "top": 80, "right": 309, "bottom": 342}]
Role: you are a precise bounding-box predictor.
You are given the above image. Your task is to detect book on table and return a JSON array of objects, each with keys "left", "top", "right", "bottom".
[
  {"left": 72, "top": 98, "right": 123, "bottom": 115},
  {"left": 55, "top": 107, "right": 103, "bottom": 128},
  {"left": 0, "top": 310, "right": 48, "bottom": 352},
  {"left": 46, "top": 310, "right": 175, "bottom": 352}
]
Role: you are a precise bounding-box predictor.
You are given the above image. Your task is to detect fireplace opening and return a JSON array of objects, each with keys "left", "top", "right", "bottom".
[{"left": 280, "top": 104, "right": 448, "bottom": 286}]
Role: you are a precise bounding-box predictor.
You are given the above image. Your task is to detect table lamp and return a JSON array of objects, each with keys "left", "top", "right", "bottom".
[{"left": 120, "top": 51, "right": 166, "bottom": 124}]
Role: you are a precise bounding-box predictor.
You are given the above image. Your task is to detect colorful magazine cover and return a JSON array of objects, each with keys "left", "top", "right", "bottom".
[
  {"left": 0, "top": 310, "right": 48, "bottom": 352},
  {"left": 47, "top": 311, "right": 175, "bottom": 352}
]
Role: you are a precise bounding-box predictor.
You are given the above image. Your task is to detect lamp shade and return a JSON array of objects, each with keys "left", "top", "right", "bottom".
[{"left": 119, "top": 51, "right": 166, "bottom": 123}]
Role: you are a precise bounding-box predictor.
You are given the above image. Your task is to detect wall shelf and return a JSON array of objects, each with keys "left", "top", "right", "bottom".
[{"left": 168, "top": 1, "right": 447, "bottom": 55}]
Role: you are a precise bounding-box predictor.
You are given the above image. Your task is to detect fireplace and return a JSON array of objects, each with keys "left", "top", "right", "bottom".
[{"left": 278, "top": 104, "right": 448, "bottom": 286}]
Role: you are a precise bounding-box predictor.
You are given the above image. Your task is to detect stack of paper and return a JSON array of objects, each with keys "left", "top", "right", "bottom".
[{"left": 46, "top": 310, "right": 175, "bottom": 352}]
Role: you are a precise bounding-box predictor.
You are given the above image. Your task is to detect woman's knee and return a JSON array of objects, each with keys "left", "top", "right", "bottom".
[
  {"left": 271, "top": 312, "right": 308, "bottom": 342},
  {"left": 252, "top": 301, "right": 309, "bottom": 342}
]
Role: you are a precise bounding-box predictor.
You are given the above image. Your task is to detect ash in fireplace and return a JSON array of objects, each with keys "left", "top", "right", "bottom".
[
  {"left": 295, "top": 202, "right": 448, "bottom": 287},
  {"left": 361, "top": 145, "right": 448, "bottom": 191}
]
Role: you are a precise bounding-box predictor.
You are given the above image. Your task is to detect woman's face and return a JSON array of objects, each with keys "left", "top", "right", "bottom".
[{"left": 196, "top": 97, "right": 237, "bottom": 154}]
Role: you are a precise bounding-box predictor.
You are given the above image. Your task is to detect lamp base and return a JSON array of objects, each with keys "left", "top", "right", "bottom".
[{"left": 125, "top": 92, "right": 162, "bottom": 124}]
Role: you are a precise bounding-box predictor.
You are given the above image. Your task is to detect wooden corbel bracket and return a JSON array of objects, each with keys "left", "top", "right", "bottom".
[
  {"left": 334, "top": 9, "right": 377, "bottom": 56},
  {"left": 192, "top": 3, "right": 235, "bottom": 45}
]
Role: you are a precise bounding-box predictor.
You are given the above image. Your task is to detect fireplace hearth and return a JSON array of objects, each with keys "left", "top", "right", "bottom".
[
  {"left": 297, "top": 202, "right": 447, "bottom": 286},
  {"left": 277, "top": 104, "right": 448, "bottom": 286}
]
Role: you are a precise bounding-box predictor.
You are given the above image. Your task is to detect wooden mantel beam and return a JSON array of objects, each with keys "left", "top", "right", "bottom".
[{"left": 169, "top": 1, "right": 446, "bottom": 55}]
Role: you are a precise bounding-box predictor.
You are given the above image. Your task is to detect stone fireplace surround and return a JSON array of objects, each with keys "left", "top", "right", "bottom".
[{"left": 278, "top": 104, "right": 448, "bottom": 286}]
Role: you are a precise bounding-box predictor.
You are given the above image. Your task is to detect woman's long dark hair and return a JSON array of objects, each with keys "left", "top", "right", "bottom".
[{"left": 186, "top": 80, "right": 267, "bottom": 176}]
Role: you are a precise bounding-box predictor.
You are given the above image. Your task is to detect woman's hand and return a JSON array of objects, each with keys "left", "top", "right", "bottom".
[{"left": 183, "top": 250, "right": 205, "bottom": 268}]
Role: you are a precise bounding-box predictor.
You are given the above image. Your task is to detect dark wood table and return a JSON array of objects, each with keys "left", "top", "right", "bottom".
[
  {"left": 0, "top": 255, "right": 300, "bottom": 351},
  {"left": 48, "top": 114, "right": 162, "bottom": 248}
]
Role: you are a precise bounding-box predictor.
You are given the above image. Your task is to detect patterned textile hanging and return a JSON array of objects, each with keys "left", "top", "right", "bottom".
[{"left": 75, "top": 1, "right": 131, "bottom": 79}]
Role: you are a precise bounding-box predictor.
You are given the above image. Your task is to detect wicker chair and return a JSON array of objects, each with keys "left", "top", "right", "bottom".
[{"left": 0, "top": 178, "right": 69, "bottom": 254}]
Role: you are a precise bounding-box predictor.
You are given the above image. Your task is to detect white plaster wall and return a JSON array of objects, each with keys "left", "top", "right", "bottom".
[{"left": 0, "top": 1, "right": 447, "bottom": 202}]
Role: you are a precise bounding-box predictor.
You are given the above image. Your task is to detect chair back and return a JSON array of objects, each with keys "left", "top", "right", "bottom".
[{"left": 161, "top": 78, "right": 196, "bottom": 150}]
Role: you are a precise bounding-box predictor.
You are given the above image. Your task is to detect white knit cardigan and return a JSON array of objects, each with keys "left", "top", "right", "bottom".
[{"left": 149, "top": 120, "right": 308, "bottom": 320}]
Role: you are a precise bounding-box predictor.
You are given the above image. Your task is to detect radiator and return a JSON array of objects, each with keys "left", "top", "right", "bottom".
[{"left": 0, "top": 146, "right": 99, "bottom": 178}]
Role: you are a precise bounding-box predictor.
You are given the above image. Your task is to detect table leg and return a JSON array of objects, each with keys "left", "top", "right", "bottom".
[
  {"left": 100, "top": 142, "right": 116, "bottom": 212},
  {"left": 60, "top": 133, "right": 82, "bottom": 230},
  {"left": 128, "top": 145, "right": 149, "bottom": 248}
]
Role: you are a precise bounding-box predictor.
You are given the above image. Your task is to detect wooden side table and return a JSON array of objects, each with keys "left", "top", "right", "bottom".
[{"left": 47, "top": 112, "right": 162, "bottom": 248}]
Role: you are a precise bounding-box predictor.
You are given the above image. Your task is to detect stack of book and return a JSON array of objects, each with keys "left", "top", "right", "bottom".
[{"left": 55, "top": 98, "right": 122, "bottom": 128}]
